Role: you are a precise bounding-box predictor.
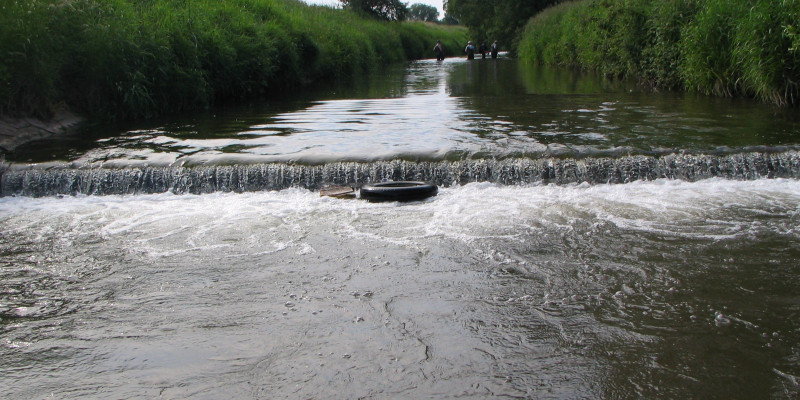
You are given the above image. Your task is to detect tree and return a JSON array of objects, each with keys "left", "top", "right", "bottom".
[
  {"left": 441, "top": 13, "right": 460, "bottom": 25},
  {"left": 408, "top": 3, "right": 439, "bottom": 22},
  {"left": 339, "top": 0, "right": 408, "bottom": 21},
  {"left": 445, "top": 0, "right": 562, "bottom": 50}
]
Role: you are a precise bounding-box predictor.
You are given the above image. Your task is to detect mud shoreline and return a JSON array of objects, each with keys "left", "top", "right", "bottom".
[
  {"left": 0, "top": 107, "right": 83, "bottom": 168},
  {"left": 0, "top": 107, "right": 83, "bottom": 177}
]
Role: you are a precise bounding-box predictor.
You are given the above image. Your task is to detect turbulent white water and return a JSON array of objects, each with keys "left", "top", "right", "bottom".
[{"left": 2, "top": 179, "right": 799, "bottom": 398}]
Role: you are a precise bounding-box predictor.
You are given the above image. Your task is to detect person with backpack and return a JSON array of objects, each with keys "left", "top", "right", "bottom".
[{"left": 464, "top": 41, "right": 475, "bottom": 60}]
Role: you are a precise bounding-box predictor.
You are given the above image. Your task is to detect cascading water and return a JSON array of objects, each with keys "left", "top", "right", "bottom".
[
  {"left": 2, "top": 58, "right": 799, "bottom": 399},
  {"left": 3, "top": 151, "right": 799, "bottom": 197}
]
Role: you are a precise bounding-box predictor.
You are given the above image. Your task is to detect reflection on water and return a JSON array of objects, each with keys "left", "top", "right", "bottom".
[{"left": 7, "top": 58, "right": 800, "bottom": 166}]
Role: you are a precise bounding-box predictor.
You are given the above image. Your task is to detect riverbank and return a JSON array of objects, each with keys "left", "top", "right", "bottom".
[
  {"left": 0, "top": 0, "right": 467, "bottom": 124},
  {"left": 517, "top": 0, "right": 800, "bottom": 106},
  {"left": 0, "top": 106, "right": 83, "bottom": 154}
]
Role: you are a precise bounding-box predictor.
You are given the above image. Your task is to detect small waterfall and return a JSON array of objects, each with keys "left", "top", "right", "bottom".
[{"left": 2, "top": 151, "right": 799, "bottom": 197}]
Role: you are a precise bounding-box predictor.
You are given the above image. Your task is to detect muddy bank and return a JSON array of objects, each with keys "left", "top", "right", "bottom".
[
  {"left": 0, "top": 108, "right": 83, "bottom": 154},
  {"left": 0, "top": 107, "right": 83, "bottom": 177}
]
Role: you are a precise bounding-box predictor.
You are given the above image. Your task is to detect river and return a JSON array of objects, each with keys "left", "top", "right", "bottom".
[{"left": 1, "top": 57, "right": 799, "bottom": 399}]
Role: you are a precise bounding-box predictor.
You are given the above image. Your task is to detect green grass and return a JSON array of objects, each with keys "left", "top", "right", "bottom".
[
  {"left": 0, "top": 0, "right": 468, "bottom": 120},
  {"left": 518, "top": 0, "right": 800, "bottom": 106}
]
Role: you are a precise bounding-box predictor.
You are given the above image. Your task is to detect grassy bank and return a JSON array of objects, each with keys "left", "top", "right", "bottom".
[
  {"left": 0, "top": 0, "right": 467, "bottom": 120},
  {"left": 518, "top": 0, "right": 800, "bottom": 106}
]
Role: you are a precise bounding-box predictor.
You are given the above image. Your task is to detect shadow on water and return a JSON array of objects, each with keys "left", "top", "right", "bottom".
[
  {"left": 6, "top": 57, "right": 800, "bottom": 168},
  {"left": 4, "top": 62, "right": 414, "bottom": 164},
  {"left": 449, "top": 59, "right": 800, "bottom": 153}
]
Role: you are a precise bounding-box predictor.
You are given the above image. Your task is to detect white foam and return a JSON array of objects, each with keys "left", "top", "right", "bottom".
[{"left": 2, "top": 179, "right": 799, "bottom": 249}]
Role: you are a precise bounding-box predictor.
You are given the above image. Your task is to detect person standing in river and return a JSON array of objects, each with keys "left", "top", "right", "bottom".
[
  {"left": 433, "top": 40, "right": 445, "bottom": 61},
  {"left": 465, "top": 41, "right": 475, "bottom": 60},
  {"left": 479, "top": 41, "right": 488, "bottom": 59},
  {"left": 491, "top": 40, "right": 499, "bottom": 59}
]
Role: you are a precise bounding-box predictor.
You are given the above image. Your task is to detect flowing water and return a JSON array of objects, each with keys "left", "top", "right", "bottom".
[{"left": 1, "top": 58, "right": 800, "bottom": 399}]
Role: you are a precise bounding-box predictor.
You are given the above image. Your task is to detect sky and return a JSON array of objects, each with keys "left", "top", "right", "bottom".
[{"left": 301, "top": 0, "right": 445, "bottom": 18}]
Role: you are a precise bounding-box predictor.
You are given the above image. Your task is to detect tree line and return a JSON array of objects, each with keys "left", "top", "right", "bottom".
[
  {"left": 339, "top": 0, "right": 565, "bottom": 51},
  {"left": 338, "top": 0, "right": 461, "bottom": 24},
  {"left": 444, "top": 0, "right": 562, "bottom": 49}
]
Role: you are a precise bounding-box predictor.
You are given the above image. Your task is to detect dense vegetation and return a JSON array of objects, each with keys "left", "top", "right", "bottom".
[
  {"left": 339, "top": 0, "right": 407, "bottom": 21},
  {"left": 444, "top": 0, "right": 560, "bottom": 52},
  {"left": 408, "top": 3, "right": 440, "bottom": 22},
  {"left": 0, "top": 0, "right": 467, "bottom": 120},
  {"left": 518, "top": 0, "right": 800, "bottom": 106}
]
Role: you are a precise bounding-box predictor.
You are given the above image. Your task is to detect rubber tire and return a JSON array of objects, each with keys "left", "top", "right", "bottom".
[{"left": 359, "top": 181, "right": 438, "bottom": 202}]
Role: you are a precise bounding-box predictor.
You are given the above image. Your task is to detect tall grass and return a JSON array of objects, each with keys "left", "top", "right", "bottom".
[
  {"left": 0, "top": 0, "right": 468, "bottom": 120},
  {"left": 518, "top": 0, "right": 800, "bottom": 106}
]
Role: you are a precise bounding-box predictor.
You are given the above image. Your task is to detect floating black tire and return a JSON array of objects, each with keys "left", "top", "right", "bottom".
[{"left": 359, "top": 181, "right": 438, "bottom": 202}]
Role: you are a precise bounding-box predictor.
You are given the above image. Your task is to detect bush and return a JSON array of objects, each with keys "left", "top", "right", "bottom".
[
  {"left": 730, "top": 0, "right": 800, "bottom": 105},
  {"left": 680, "top": 0, "right": 745, "bottom": 97},
  {"left": 0, "top": 0, "right": 468, "bottom": 120},
  {"left": 519, "top": 0, "right": 800, "bottom": 106},
  {"left": 639, "top": 0, "right": 696, "bottom": 89}
]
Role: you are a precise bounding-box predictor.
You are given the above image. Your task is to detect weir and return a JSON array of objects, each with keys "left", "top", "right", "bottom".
[{"left": 2, "top": 151, "right": 799, "bottom": 197}]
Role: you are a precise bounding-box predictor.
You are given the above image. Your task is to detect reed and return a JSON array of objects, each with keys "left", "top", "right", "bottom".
[
  {"left": 727, "top": 0, "right": 800, "bottom": 106},
  {"left": 518, "top": 0, "right": 800, "bottom": 106},
  {"left": 0, "top": 0, "right": 468, "bottom": 120}
]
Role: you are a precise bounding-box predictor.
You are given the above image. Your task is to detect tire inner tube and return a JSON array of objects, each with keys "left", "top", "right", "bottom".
[{"left": 359, "top": 181, "right": 438, "bottom": 202}]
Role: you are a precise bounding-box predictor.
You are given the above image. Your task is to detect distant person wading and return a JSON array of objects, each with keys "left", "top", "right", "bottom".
[
  {"left": 491, "top": 40, "right": 499, "bottom": 59},
  {"left": 465, "top": 41, "right": 475, "bottom": 60},
  {"left": 433, "top": 40, "right": 445, "bottom": 61}
]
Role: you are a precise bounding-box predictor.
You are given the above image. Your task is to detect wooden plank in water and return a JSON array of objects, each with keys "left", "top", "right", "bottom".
[{"left": 320, "top": 185, "right": 356, "bottom": 198}]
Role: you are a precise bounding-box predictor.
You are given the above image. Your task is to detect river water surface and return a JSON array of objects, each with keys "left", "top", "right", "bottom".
[{"left": 1, "top": 58, "right": 800, "bottom": 399}]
